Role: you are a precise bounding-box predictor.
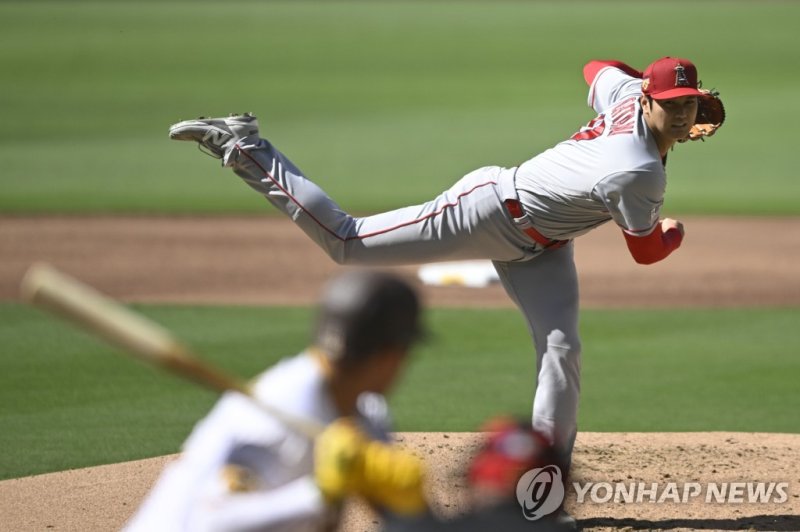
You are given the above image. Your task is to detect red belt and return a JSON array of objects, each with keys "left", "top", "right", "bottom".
[{"left": 503, "top": 199, "right": 570, "bottom": 250}]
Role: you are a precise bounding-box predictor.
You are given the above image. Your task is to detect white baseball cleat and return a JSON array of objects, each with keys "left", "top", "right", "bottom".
[{"left": 168, "top": 113, "right": 260, "bottom": 162}]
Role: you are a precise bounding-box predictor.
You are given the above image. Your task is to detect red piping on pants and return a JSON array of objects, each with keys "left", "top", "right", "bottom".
[{"left": 236, "top": 146, "right": 499, "bottom": 242}]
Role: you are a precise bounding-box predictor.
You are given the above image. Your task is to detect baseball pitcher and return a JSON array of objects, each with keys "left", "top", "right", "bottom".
[{"left": 168, "top": 57, "right": 724, "bottom": 529}]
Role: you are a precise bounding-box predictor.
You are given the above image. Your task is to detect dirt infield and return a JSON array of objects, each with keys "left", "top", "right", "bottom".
[
  {"left": 1, "top": 216, "right": 799, "bottom": 531},
  {"left": 2, "top": 216, "right": 799, "bottom": 308},
  {"left": 1, "top": 433, "right": 798, "bottom": 531}
]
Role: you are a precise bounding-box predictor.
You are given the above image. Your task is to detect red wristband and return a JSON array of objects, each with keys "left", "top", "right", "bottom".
[{"left": 623, "top": 224, "right": 682, "bottom": 265}]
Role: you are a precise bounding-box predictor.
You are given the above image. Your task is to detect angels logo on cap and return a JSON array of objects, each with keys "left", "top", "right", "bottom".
[
  {"left": 674, "top": 64, "right": 691, "bottom": 87},
  {"left": 642, "top": 56, "right": 704, "bottom": 100}
]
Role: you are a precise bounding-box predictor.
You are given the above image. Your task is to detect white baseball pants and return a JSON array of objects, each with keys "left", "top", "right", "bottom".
[{"left": 229, "top": 139, "right": 581, "bottom": 460}]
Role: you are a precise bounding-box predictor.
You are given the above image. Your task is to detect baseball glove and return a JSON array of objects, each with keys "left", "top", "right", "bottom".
[{"left": 681, "top": 89, "right": 726, "bottom": 142}]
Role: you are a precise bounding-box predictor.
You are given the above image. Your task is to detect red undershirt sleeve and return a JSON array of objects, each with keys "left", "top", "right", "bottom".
[
  {"left": 583, "top": 60, "right": 643, "bottom": 86},
  {"left": 623, "top": 224, "right": 683, "bottom": 265}
]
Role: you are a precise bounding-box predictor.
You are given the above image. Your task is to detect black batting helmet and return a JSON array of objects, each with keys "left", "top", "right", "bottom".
[{"left": 314, "top": 270, "right": 424, "bottom": 366}]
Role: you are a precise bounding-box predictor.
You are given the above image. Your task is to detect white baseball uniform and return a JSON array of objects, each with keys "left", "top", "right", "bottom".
[
  {"left": 124, "top": 352, "right": 392, "bottom": 532},
  {"left": 222, "top": 64, "right": 670, "bottom": 467}
]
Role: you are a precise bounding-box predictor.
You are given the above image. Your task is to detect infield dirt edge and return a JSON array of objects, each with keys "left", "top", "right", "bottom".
[{"left": 1, "top": 431, "right": 798, "bottom": 532}]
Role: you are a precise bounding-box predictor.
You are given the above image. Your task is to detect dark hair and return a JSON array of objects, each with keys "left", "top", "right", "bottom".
[{"left": 314, "top": 271, "right": 423, "bottom": 366}]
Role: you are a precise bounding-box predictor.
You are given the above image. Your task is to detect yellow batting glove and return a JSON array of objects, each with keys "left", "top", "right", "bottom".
[
  {"left": 315, "top": 418, "right": 428, "bottom": 516},
  {"left": 359, "top": 441, "right": 427, "bottom": 516},
  {"left": 314, "top": 418, "right": 367, "bottom": 505}
]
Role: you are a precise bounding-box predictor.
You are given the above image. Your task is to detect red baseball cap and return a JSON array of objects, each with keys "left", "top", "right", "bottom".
[{"left": 642, "top": 57, "right": 704, "bottom": 100}]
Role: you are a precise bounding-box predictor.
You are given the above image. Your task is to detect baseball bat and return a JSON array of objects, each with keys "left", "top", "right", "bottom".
[{"left": 20, "top": 263, "right": 323, "bottom": 439}]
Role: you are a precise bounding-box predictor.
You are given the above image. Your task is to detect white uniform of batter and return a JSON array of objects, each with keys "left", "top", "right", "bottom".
[
  {"left": 124, "top": 352, "right": 392, "bottom": 532},
  {"left": 222, "top": 65, "right": 670, "bottom": 466}
]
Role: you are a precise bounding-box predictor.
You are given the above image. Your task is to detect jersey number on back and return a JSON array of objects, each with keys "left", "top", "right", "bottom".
[
  {"left": 571, "top": 115, "right": 606, "bottom": 141},
  {"left": 571, "top": 97, "right": 637, "bottom": 142}
]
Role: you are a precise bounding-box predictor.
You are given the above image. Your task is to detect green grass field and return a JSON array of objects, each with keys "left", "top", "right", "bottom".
[
  {"left": 2, "top": 303, "right": 798, "bottom": 480},
  {"left": 1, "top": 0, "right": 799, "bottom": 214},
  {"left": 1, "top": 1, "right": 797, "bottom": 482}
]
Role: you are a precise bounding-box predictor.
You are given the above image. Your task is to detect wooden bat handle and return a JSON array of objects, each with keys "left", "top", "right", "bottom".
[{"left": 163, "top": 346, "right": 250, "bottom": 395}]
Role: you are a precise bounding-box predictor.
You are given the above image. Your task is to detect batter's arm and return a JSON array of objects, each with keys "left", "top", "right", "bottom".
[{"left": 622, "top": 219, "right": 684, "bottom": 265}]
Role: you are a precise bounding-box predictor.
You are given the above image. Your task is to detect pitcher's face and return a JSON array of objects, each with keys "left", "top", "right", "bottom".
[{"left": 642, "top": 95, "right": 698, "bottom": 143}]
